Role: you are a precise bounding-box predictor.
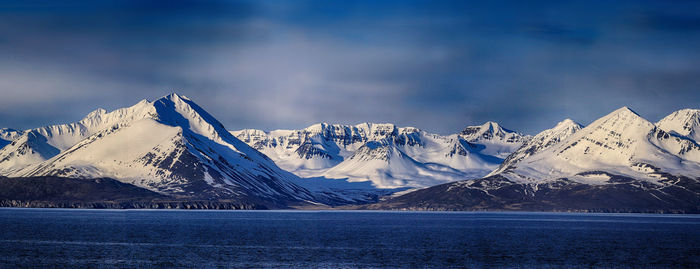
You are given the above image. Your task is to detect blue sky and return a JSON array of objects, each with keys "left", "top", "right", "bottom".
[{"left": 1, "top": 0, "right": 699, "bottom": 134}]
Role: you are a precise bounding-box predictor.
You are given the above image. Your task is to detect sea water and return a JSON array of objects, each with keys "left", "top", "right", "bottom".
[{"left": 0, "top": 209, "right": 698, "bottom": 268}]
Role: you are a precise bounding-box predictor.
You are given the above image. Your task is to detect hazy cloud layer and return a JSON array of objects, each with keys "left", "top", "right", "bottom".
[{"left": 1, "top": 0, "right": 699, "bottom": 134}]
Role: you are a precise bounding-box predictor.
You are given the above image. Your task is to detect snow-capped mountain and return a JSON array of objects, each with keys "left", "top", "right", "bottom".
[
  {"left": 233, "top": 122, "right": 523, "bottom": 188},
  {"left": 0, "top": 131, "right": 61, "bottom": 175},
  {"left": 500, "top": 107, "right": 700, "bottom": 184},
  {"left": 459, "top": 121, "right": 530, "bottom": 158},
  {"left": 370, "top": 108, "right": 700, "bottom": 213},
  {"left": 0, "top": 128, "right": 22, "bottom": 148},
  {"left": 0, "top": 101, "right": 165, "bottom": 175},
  {"left": 232, "top": 123, "right": 404, "bottom": 174},
  {"left": 2, "top": 100, "right": 699, "bottom": 211},
  {"left": 657, "top": 109, "right": 700, "bottom": 142},
  {"left": 1, "top": 94, "right": 315, "bottom": 204},
  {"left": 488, "top": 119, "right": 583, "bottom": 176}
]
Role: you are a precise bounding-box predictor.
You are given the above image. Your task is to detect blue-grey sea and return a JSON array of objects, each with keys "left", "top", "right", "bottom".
[{"left": 0, "top": 209, "right": 698, "bottom": 268}]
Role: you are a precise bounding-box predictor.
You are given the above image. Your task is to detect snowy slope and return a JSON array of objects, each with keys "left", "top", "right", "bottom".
[
  {"left": 376, "top": 108, "right": 700, "bottom": 213},
  {"left": 9, "top": 94, "right": 315, "bottom": 204},
  {"left": 0, "top": 131, "right": 60, "bottom": 175},
  {"left": 322, "top": 137, "right": 495, "bottom": 188},
  {"left": 459, "top": 121, "right": 530, "bottom": 158},
  {"left": 489, "top": 119, "right": 583, "bottom": 176},
  {"left": 232, "top": 123, "right": 400, "bottom": 174},
  {"left": 500, "top": 107, "right": 700, "bottom": 184},
  {"left": 233, "top": 122, "right": 521, "bottom": 188},
  {"left": 657, "top": 109, "right": 700, "bottom": 142},
  {"left": 0, "top": 100, "right": 164, "bottom": 174},
  {"left": 0, "top": 128, "right": 22, "bottom": 148}
]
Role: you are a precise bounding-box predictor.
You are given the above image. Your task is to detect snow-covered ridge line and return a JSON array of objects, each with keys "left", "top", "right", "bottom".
[
  {"left": 488, "top": 118, "right": 583, "bottom": 176},
  {"left": 1, "top": 95, "right": 698, "bottom": 204},
  {"left": 657, "top": 108, "right": 700, "bottom": 142},
  {"left": 0, "top": 93, "right": 316, "bottom": 205},
  {"left": 497, "top": 106, "right": 700, "bottom": 186},
  {"left": 0, "top": 128, "right": 23, "bottom": 148},
  {"left": 231, "top": 120, "right": 529, "bottom": 188}
]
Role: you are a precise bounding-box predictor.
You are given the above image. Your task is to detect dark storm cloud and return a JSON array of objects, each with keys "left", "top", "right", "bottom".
[{"left": 0, "top": 0, "right": 699, "bottom": 134}]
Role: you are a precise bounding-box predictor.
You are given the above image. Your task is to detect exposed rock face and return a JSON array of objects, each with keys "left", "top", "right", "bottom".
[
  {"left": 460, "top": 121, "right": 530, "bottom": 158},
  {"left": 369, "top": 107, "right": 700, "bottom": 213},
  {"left": 489, "top": 119, "right": 583, "bottom": 176},
  {"left": 3, "top": 100, "right": 699, "bottom": 212},
  {"left": 367, "top": 175, "right": 700, "bottom": 213},
  {"left": 0, "top": 176, "right": 273, "bottom": 209},
  {"left": 657, "top": 108, "right": 700, "bottom": 142},
  {"left": 497, "top": 107, "right": 700, "bottom": 184},
  {"left": 232, "top": 123, "right": 426, "bottom": 171},
  {"left": 232, "top": 122, "right": 526, "bottom": 188}
]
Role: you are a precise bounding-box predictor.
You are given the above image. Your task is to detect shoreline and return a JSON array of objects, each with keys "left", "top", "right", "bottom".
[{"left": 2, "top": 202, "right": 697, "bottom": 214}]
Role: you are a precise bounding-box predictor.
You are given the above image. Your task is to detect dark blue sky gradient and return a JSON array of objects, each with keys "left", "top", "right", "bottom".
[{"left": 1, "top": 0, "right": 699, "bottom": 134}]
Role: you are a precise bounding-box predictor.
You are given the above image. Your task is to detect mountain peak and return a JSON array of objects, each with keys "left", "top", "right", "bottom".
[
  {"left": 611, "top": 106, "right": 641, "bottom": 117},
  {"left": 674, "top": 108, "right": 700, "bottom": 114},
  {"left": 593, "top": 106, "right": 649, "bottom": 126},
  {"left": 658, "top": 108, "right": 700, "bottom": 124},
  {"left": 161, "top": 92, "right": 189, "bottom": 101},
  {"left": 85, "top": 108, "right": 107, "bottom": 118},
  {"left": 488, "top": 118, "right": 583, "bottom": 177},
  {"left": 577, "top": 107, "right": 653, "bottom": 140},
  {"left": 657, "top": 108, "right": 700, "bottom": 141},
  {"left": 461, "top": 121, "right": 516, "bottom": 136},
  {"left": 0, "top": 128, "right": 23, "bottom": 148},
  {"left": 554, "top": 118, "right": 582, "bottom": 129},
  {"left": 5, "top": 93, "right": 313, "bottom": 204},
  {"left": 481, "top": 121, "right": 500, "bottom": 128},
  {"left": 152, "top": 93, "right": 191, "bottom": 106},
  {"left": 356, "top": 122, "right": 397, "bottom": 129},
  {"left": 0, "top": 128, "right": 21, "bottom": 134}
]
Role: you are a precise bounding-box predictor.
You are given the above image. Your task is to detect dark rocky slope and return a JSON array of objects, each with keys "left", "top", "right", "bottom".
[
  {"left": 0, "top": 176, "right": 275, "bottom": 209},
  {"left": 364, "top": 175, "right": 700, "bottom": 213}
]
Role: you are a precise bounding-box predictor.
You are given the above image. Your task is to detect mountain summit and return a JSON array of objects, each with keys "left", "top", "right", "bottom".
[
  {"left": 1, "top": 93, "right": 314, "bottom": 206},
  {"left": 232, "top": 121, "right": 524, "bottom": 188},
  {"left": 498, "top": 106, "right": 700, "bottom": 184},
  {"left": 459, "top": 121, "right": 529, "bottom": 158},
  {"left": 657, "top": 108, "right": 700, "bottom": 142},
  {"left": 371, "top": 107, "right": 700, "bottom": 213},
  {"left": 3, "top": 100, "right": 698, "bottom": 212}
]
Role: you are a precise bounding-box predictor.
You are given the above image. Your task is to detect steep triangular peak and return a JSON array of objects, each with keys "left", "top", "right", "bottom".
[
  {"left": 148, "top": 93, "right": 271, "bottom": 165},
  {"left": 489, "top": 118, "right": 583, "bottom": 176},
  {"left": 459, "top": 121, "right": 529, "bottom": 158},
  {"left": 657, "top": 108, "right": 700, "bottom": 142},
  {"left": 461, "top": 121, "right": 507, "bottom": 138},
  {"left": 5, "top": 93, "right": 314, "bottom": 204},
  {"left": 530, "top": 106, "right": 655, "bottom": 166},
  {"left": 501, "top": 106, "right": 700, "bottom": 184},
  {"left": 0, "top": 93, "right": 269, "bottom": 175}
]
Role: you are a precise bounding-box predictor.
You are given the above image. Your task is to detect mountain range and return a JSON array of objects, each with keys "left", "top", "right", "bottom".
[
  {"left": 369, "top": 107, "right": 700, "bottom": 213},
  {"left": 0, "top": 94, "right": 315, "bottom": 208},
  {"left": 1, "top": 94, "right": 698, "bottom": 212},
  {"left": 232, "top": 121, "right": 526, "bottom": 189}
]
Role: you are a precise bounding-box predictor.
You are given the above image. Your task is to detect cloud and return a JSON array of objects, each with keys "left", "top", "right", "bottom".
[{"left": 0, "top": 0, "right": 699, "bottom": 135}]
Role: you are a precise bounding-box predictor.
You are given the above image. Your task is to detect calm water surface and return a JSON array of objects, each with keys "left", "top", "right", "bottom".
[{"left": 0, "top": 209, "right": 698, "bottom": 268}]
